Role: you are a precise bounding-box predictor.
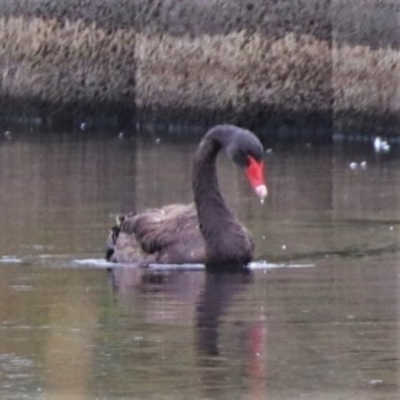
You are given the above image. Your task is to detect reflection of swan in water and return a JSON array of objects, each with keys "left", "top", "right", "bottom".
[
  {"left": 195, "top": 272, "right": 266, "bottom": 399},
  {"left": 108, "top": 267, "right": 266, "bottom": 398},
  {"left": 108, "top": 268, "right": 253, "bottom": 334},
  {"left": 195, "top": 272, "right": 252, "bottom": 356},
  {"left": 107, "top": 125, "right": 267, "bottom": 270}
]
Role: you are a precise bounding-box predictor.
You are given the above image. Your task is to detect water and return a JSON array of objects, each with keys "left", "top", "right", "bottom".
[{"left": 0, "top": 126, "right": 399, "bottom": 399}]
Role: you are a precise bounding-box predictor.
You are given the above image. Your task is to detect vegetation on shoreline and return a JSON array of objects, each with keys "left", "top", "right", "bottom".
[{"left": 0, "top": 14, "right": 398, "bottom": 133}]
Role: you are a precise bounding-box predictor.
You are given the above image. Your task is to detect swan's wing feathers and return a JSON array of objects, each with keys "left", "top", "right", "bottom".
[{"left": 120, "top": 203, "right": 198, "bottom": 255}]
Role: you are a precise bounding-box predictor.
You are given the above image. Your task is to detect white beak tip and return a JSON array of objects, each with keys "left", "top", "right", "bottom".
[{"left": 255, "top": 185, "right": 268, "bottom": 199}]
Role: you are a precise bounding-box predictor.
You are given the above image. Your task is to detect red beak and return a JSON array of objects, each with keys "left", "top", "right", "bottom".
[{"left": 246, "top": 156, "right": 268, "bottom": 199}]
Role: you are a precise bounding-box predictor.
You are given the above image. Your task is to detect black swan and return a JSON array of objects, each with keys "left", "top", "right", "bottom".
[{"left": 106, "top": 124, "right": 267, "bottom": 269}]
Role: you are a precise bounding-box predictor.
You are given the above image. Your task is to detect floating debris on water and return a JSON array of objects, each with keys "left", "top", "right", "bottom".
[
  {"left": 349, "top": 162, "right": 358, "bottom": 170},
  {"left": 373, "top": 137, "right": 390, "bottom": 153},
  {"left": 349, "top": 161, "right": 369, "bottom": 170}
]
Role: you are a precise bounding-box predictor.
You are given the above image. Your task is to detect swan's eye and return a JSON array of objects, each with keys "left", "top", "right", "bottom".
[{"left": 230, "top": 148, "right": 248, "bottom": 166}]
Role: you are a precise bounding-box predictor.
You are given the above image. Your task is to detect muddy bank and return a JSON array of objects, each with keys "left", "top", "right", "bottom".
[{"left": 0, "top": 1, "right": 398, "bottom": 135}]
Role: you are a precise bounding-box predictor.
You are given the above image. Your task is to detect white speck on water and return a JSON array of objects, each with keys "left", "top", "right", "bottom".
[
  {"left": 360, "top": 161, "right": 367, "bottom": 168},
  {"left": 155, "top": 138, "right": 161, "bottom": 144},
  {"left": 349, "top": 162, "right": 358, "bottom": 169},
  {"left": 281, "top": 244, "right": 287, "bottom": 250},
  {"left": 346, "top": 315, "right": 355, "bottom": 319},
  {"left": 368, "top": 379, "right": 383, "bottom": 385},
  {"left": 373, "top": 137, "right": 390, "bottom": 153},
  {"left": 390, "top": 226, "right": 394, "bottom": 231},
  {"left": 260, "top": 198, "right": 265, "bottom": 204},
  {"left": 265, "top": 148, "right": 273, "bottom": 154},
  {"left": 262, "top": 236, "right": 266, "bottom": 240},
  {"left": 118, "top": 132, "right": 124, "bottom": 139}
]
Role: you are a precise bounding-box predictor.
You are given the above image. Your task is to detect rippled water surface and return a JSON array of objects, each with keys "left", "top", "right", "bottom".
[{"left": 0, "top": 126, "right": 399, "bottom": 399}]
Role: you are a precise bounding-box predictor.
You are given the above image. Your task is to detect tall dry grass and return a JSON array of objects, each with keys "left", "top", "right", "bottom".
[{"left": 0, "top": 15, "right": 398, "bottom": 130}]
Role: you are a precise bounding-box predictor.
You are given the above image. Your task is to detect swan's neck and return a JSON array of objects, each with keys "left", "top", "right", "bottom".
[{"left": 192, "top": 135, "right": 237, "bottom": 257}]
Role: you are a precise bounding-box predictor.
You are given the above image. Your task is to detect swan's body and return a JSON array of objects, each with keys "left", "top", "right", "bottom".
[{"left": 107, "top": 125, "right": 267, "bottom": 269}]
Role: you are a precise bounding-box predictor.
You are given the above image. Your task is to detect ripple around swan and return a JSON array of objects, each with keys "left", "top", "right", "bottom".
[
  {"left": 0, "top": 256, "right": 23, "bottom": 263},
  {"left": 72, "top": 258, "right": 315, "bottom": 270},
  {"left": 0, "top": 255, "right": 315, "bottom": 270}
]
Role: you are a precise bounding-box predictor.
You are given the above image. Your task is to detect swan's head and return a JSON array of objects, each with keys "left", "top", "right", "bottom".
[{"left": 225, "top": 127, "right": 267, "bottom": 200}]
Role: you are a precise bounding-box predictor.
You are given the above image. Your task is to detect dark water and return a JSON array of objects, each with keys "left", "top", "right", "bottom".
[{"left": 0, "top": 126, "right": 399, "bottom": 399}]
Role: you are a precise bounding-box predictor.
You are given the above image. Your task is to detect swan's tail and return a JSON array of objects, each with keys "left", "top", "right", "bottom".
[{"left": 105, "top": 215, "right": 126, "bottom": 261}]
